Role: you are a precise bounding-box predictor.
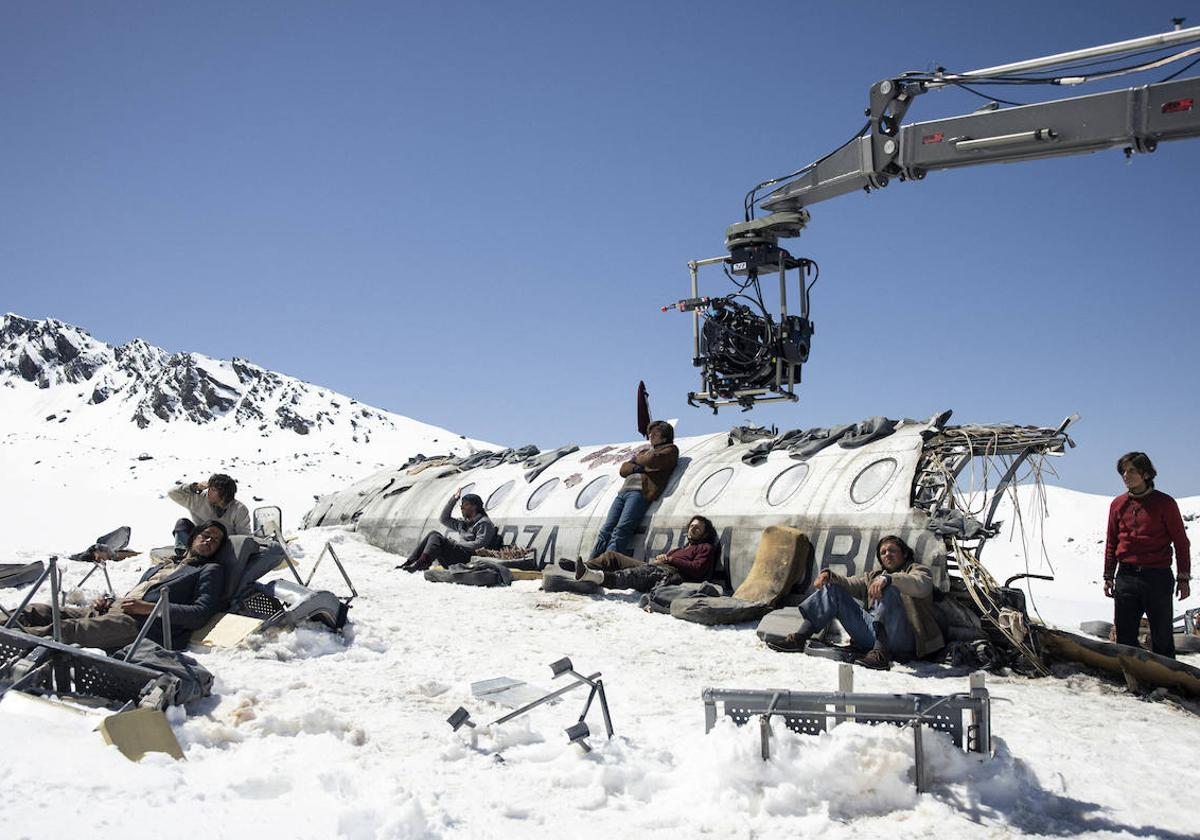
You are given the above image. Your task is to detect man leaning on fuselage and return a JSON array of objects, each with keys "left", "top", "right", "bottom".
[
  {"left": 768, "top": 535, "right": 944, "bottom": 670},
  {"left": 589, "top": 421, "right": 679, "bottom": 559}
]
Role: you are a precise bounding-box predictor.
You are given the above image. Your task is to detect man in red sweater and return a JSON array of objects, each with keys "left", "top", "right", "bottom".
[
  {"left": 1104, "top": 451, "right": 1191, "bottom": 658},
  {"left": 565, "top": 515, "right": 718, "bottom": 592}
]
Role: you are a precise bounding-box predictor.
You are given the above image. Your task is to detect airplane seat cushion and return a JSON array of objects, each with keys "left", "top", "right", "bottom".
[
  {"left": 217, "top": 536, "right": 260, "bottom": 605},
  {"left": 732, "top": 526, "right": 811, "bottom": 603}
]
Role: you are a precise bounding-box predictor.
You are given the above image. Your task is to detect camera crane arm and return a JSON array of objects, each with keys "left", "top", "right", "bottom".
[
  {"left": 730, "top": 24, "right": 1200, "bottom": 250},
  {"left": 684, "top": 25, "right": 1200, "bottom": 413}
]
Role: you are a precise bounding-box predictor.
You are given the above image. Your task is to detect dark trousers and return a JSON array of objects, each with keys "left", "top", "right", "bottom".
[
  {"left": 1114, "top": 565, "right": 1176, "bottom": 658},
  {"left": 587, "top": 551, "right": 680, "bottom": 592},
  {"left": 16, "top": 603, "right": 143, "bottom": 651},
  {"left": 400, "top": 531, "right": 473, "bottom": 573}
]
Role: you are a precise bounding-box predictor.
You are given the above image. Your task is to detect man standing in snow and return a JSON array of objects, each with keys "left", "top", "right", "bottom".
[
  {"left": 589, "top": 421, "right": 679, "bottom": 559},
  {"left": 168, "top": 473, "right": 251, "bottom": 553},
  {"left": 767, "top": 535, "right": 944, "bottom": 670},
  {"left": 1104, "top": 451, "right": 1191, "bottom": 658},
  {"left": 13, "top": 521, "right": 228, "bottom": 651},
  {"left": 398, "top": 490, "right": 497, "bottom": 573}
]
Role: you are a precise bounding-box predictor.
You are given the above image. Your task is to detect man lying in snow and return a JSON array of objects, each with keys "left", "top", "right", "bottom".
[
  {"left": 13, "top": 521, "right": 228, "bottom": 652},
  {"left": 398, "top": 490, "right": 498, "bottom": 573},
  {"left": 562, "top": 515, "right": 718, "bottom": 592},
  {"left": 168, "top": 473, "right": 251, "bottom": 554},
  {"left": 768, "top": 535, "right": 944, "bottom": 670}
]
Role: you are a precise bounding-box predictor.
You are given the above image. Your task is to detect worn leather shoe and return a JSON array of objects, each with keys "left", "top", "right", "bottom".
[
  {"left": 854, "top": 648, "right": 892, "bottom": 671},
  {"left": 767, "top": 632, "right": 811, "bottom": 653}
]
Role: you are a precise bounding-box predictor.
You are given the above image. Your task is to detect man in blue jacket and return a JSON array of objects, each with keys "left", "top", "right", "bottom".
[{"left": 14, "top": 521, "right": 228, "bottom": 652}]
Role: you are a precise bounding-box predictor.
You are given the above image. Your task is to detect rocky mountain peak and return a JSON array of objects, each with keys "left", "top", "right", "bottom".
[{"left": 0, "top": 313, "right": 405, "bottom": 442}]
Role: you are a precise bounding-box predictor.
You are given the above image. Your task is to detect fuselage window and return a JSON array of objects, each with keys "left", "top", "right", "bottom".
[
  {"left": 766, "top": 464, "right": 810, "bottom": 506},
  {"left": 527, "top": 477, "right": 560, "bottom": 511},
  {"left": 575, "top": 476, "right": 611, "bottom": 509},
  {"left": 487, "top": 480, "right": 515, "bottom": 510},
  {"left": 694, "top": 467, "right": 734, "bottom": 508},
  {"left": 850, "top": 458, "right": 898, "bottom": 505}
]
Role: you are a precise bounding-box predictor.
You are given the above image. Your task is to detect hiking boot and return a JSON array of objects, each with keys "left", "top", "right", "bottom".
[
  {"left": 766, "top": 618, "right": 815, "bottom": 654},
  {"left": 854, "top": 648, "right": 892, "bottom": 671},
  {"left": 767, "top": 632, "right": 810, "bottom": 653}
]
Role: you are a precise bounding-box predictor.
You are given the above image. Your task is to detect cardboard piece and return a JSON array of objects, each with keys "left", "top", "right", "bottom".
[
  {"left": 98, "top": 708, "right": 185, "bottom": 761},
  {"left": 189, "top": 612, "right": 264, "bottom": 649}
]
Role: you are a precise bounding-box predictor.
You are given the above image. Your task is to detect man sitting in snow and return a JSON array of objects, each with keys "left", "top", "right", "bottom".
[
  {"left": 562, "top": 514, "right": 719, "bottom": 592},
  {"left": 767, "top": 535, "right": 944, "bottom": 670},
  {"left": 398, "top": 489, "right": 497, "bottom": 573},
  {"left": 168, "top": 473, "right": 251, "bottom": 553},
  {"left": 13, "top": 521, "right": 228, "bottom": 652}
]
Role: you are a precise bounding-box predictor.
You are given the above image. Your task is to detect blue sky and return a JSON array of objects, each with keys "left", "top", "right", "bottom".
[{"left": 3, "top": 1, "right": 1198, "bottom": 496}]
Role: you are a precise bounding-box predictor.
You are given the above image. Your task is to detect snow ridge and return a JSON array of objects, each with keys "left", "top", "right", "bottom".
[{"left": 2, "top": 312, "right": 417, "bottom": 442}]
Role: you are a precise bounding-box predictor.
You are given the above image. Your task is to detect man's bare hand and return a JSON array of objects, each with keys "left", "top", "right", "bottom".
[
  {"left": 651, "top": 554, "right": 671, "bottom": 565},
  {"left": 1104, "top": 578, "right": 1115, "bottom": 598},
  {"left": 90, "top": 595, "right": 113, "bottom": 614},
  {"left": 115, "top": 598, "right": 155, "bottom": 617},
  {"left": 1178, "top": 579, "right": 1191, "bottom": 601},
  {"left": 452, "top": 489, "right": 462, "bottom": 501},
  {"left": 813, "top": 570, "right": 831, "bottom": 590},
  {"left": 867, "top": 575, "right": 890, "bottom": 606}
]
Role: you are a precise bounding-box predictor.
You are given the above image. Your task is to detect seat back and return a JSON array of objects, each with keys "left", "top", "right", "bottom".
[
  {"left": 233, "top": 539, "right": 289, "bottom": 597},
  {"left": 216, "top": 536, "right": 262, "bottom": 606}
]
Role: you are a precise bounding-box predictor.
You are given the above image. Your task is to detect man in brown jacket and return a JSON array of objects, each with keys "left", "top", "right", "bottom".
[
  {"left": 768, "top": 535, "right": 944, "bottom": 670},
  {"left": 588, "top": 421, "right": 679, "bottom": 559}
]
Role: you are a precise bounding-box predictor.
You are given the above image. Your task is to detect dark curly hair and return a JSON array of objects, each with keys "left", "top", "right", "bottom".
[
  {"left": 208, "top": 473, "right": 238, "bottom": 504},
  {"left": 688, "top": 515, "right": 718, "bottom": 545},
  {"left": 1116, "top": 452, "right": 1156, "bottom": 490}
]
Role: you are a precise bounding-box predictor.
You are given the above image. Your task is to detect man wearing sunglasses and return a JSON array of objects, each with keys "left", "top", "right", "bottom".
[{"left": 12, "top": 521, "right": 228, "bottom": 652}]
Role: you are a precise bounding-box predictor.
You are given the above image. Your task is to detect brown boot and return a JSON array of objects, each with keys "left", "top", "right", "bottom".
[
  {"left": 766, "top": 619, "right": 815, "bottom": 653},
  {"left": 854, "top": 648, "right": 892, "bottom": 671}
]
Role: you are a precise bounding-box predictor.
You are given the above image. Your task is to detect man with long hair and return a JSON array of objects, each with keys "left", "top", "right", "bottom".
[
  {"left": 768, "top": 535, "right": 944, "bottom": 670},
  {"left": 566, "top": 515, "right": 718, "bottom": 592},
  {"left": 1104, "top": 451, "right": 1191, "bottom": 658},
  {"left": 14, "top": 521, "right": 228, "bottom": 651}
]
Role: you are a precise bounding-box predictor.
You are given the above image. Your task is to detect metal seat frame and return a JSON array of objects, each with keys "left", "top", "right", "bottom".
[{"left": 703, "top": 666, "right": 991, "bottom": 792}]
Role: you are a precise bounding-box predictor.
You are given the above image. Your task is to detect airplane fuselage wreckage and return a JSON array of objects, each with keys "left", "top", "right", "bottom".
[{"left": 305, "top": 412, "right": 1060, "bottom": 592}]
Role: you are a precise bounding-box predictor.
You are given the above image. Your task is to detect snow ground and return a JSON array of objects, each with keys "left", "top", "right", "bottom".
[{"left": 1, "top": 414, "right": 1199, "bottom": 839}]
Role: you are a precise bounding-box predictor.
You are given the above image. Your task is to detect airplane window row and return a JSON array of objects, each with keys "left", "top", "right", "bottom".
[{"left": 472, "top": 456, "right": 900, "bottom": 515}]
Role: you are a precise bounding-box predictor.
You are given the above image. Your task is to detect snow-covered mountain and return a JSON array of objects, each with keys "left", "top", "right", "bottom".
[
  {"left": 1, "top": 312, "right": 439, "bottom": 442},
  {"left": 0, "top": 313, "right": 494, "bottom": 543}
]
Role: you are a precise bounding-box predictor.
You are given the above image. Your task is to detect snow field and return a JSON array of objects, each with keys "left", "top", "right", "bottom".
[
  {"left": 1, "top": 372, "right": 1199, "bottom": 838},
  {"left": 4, "top": 525, "right": 1199, "bottom": 839}
]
